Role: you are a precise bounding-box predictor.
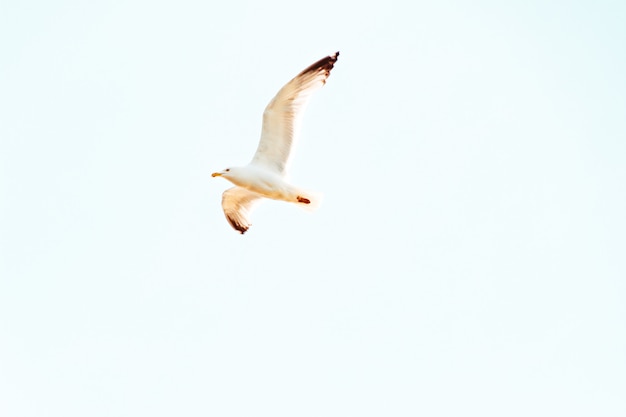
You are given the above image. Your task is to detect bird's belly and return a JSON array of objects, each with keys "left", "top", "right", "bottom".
[{"left": 233, "top": 177, "right": 293, "bottom": 201}]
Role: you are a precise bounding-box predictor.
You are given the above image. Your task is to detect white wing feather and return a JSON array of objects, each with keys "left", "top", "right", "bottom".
[
  {"left": 250, "top": 52, "right": 339, "bottom": 174},
  {"left": 221, "top": 187, "right": 263, "bottom": 234}
]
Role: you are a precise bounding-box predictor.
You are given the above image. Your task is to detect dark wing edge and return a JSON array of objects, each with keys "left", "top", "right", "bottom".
[{"left": 296, "top": 51, "right": 339, "bottom": 85}]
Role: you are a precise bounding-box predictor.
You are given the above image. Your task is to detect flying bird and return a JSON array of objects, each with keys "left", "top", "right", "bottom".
[{"left": 212, "top": 51, "right": 339, "bottom": 234}]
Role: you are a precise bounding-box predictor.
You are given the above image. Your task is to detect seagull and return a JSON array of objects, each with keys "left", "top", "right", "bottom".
[{"left": 212, "top": 51, "right": 339, "bottom": 234}]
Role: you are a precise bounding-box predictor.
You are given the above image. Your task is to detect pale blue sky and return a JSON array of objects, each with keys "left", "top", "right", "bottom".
[{"left": 1, "top": 1, "right": 625, "bottom": 416}]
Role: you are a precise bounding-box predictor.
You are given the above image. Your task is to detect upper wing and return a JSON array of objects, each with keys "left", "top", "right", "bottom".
[
  {"left": 250, "top": 51, "right": 339, "bottom": 174},
  {"left": 221, "top": 187, "right": 263, "bottom": 234}
]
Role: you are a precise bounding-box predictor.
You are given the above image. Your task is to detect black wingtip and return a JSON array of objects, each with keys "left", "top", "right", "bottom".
[
  {"left": 226, "top": 216, "right": 250, "bottom": 235},
  {"left": 299, "top": 51, "right": 340, "bottom": 78}
]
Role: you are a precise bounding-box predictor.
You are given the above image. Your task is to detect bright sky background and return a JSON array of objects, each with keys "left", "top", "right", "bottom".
[{"left": 1, "top": 0, "right": 625, "bottom": 416}]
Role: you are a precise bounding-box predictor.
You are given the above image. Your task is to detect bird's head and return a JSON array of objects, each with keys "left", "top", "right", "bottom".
[
  {"left": 211, "top": 167, "right": 232, "bottom": 178},
  {"left": 212, "top": 166, "right": 253, "bottom": 188},
  {"left": 212, "top": 167, "right": 249, "bottom": 185}
]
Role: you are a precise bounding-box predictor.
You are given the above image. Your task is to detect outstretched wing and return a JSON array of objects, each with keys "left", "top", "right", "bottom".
[
  {"left": 250, "top": 51, "right": 339, "bottom": 174},
  {"left": 221, "top": 187, "right": 263, "bottom": 234}
]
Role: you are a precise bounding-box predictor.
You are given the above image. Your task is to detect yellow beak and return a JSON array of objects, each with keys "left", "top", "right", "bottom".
[{"left": 211, "top": 172, "right": 222, "bottom": 177}]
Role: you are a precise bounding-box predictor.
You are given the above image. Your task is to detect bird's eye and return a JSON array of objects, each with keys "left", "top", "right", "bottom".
[{"left": 225, "top": 168, "right": 230, "bottom": 172}]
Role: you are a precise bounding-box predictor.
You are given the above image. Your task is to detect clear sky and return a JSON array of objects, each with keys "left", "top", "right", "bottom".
[{"left": 1, "top": 0, "right": 625, "bottom": 416}]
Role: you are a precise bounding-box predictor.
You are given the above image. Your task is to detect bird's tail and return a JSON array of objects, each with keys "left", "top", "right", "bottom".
[{"left": 293, "top": 188, "right": 323, "bottom": 212}]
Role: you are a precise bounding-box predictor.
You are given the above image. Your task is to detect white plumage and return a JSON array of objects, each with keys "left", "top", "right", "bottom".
[{"left": 212, "top": 52, "right": 339, "bottom": 234}]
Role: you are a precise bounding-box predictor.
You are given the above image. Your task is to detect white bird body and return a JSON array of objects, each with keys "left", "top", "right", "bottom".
[
  {"left": 212, "top": 52, "right": 339, "bottom": 234},
  {"left": 219, "top": 165, "right": 303, "bottom": 203}
]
